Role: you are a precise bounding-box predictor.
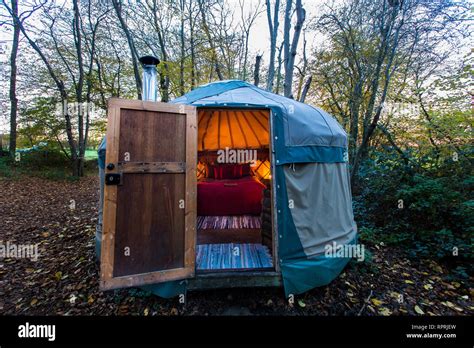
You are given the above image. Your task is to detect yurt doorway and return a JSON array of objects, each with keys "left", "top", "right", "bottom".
[{"left": 195, "top": 108, "right": 275, "bottom": 273}]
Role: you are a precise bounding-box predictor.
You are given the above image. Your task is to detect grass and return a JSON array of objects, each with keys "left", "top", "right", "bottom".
[
  {"left": 85, "top": 149, "right": 98, "bottom": 160},
  {"left": 0, "top": 155, "right": 98, "bottom": 181}
]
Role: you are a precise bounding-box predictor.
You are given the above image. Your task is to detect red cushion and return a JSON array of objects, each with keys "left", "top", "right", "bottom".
[
  {"left": 206, "top": 164, "right": 221, "bottom": 179},
  {"left": 206, "top": 163, "right": 253, "bottom": 179},
  {"left": 237, "top": 163, "right": 251, "bottom": 177},
  {"left": 219, "top": 164, "right": 235, "bottom": 179}
]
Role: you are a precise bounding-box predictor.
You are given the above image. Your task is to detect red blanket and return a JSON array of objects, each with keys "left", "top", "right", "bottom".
[{"left": 197, "top": 176, "right": 265, "bottom": 216}]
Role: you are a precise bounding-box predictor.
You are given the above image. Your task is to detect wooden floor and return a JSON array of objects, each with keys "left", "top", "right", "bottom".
[{"left": 197, "top": 228, "right": 262, "bottom": 244}]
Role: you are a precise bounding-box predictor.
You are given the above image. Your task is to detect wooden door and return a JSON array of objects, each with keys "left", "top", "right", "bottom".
[{"left": 100, "top": 98, "right": 197, "bottom": 291}]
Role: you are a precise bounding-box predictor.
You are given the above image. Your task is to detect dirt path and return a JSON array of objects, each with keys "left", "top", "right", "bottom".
[{"left": 0, "top": 176, "right": 471, "bottom": 315}]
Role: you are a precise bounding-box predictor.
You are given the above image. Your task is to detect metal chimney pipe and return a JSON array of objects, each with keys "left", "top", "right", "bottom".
[{"left": 139, "top": 55, "right": 160, "bottom": 101}]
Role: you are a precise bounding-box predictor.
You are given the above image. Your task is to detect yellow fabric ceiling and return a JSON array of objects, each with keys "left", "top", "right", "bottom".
[{"left": 198, "top": 109, "right": 270, "bottom": 151}]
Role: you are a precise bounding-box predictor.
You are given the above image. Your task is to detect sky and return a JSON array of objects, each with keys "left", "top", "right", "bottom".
[{"left": 0, "top": 0, "right": 329, "bottom": 132}]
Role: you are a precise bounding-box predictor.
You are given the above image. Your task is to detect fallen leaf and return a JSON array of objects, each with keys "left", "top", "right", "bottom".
[
  {"left": 389, "top": 291, "right": 401, "bottom": 299},
  {"left": 430, "top": 263, "right": 443, "bottom": 273},
  {"left": 404, "top": 280, "right": 414, "bottom": 284},
  {"left": 442, "top": 301, "right": 454, "bottom": 308},
  {"left": 55, "top": 271, "right": 62, "bottom": 281},
  {"left": 423, "top": 284, "right": 433, "bottom": 290},
  {"left": 443, "top": 282, "right": 456, "bottom": 290},
  {"left": 371, "top": 298, "right": 383, "bottom": 306},
  {"left": 441, "top": 301, "right": 462, "bottom": 312},
  {"left": 414, "top": 305, "right": 424, "bottom": 315},
  {"left": 30, "top": 298, "right": 38, "bottom": 306},
  {"left": 379, "top": 307, "right": 392, "bottom": 316}
]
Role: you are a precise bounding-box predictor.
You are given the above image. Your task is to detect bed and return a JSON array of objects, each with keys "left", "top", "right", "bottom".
[{"left": 197, "top": 172, "right": 265, "bottom": 216}]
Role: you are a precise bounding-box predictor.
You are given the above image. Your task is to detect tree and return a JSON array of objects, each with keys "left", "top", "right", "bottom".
[
  {"left": 283, "top": 0, "right": 305, "bottom": 98},
  {"left": 253, "top": 54, "right": 262, "bottom": 86},
  {"left": 4, "top": 0, "right": 109, "bottom": 176},
  {"left": 296, "top": 32, "right": 311, "bottom": 102},
  {"left": 7, "top": 0, "right": 19, "bottom": 158},
  {"left": 197, "top": 0, "right": 224, "bottom": 80},
  {"left": 1, "top": 0, "right": 44, "bottom": 158},
  {"left": 112, "top": 0, "right": 142, "bottom": 99},
  {"left": 140, "top": 0, "right": 172, "bottom": 101},
  {"left": 265, "top": 0, "right": 280, "bottom": 91},
  {"left": 238, "top": 0, "right": 262, "bottom": 82},
  {"left": 313, "top": 0, "right": 470, "bottom": 183}
]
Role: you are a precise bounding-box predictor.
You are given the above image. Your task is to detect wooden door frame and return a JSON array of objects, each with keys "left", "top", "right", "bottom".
[
  {"left": 100, "top": 98, "right": 197, "bottom": 291},
  {"left": 268, "top": 109, "right": 280, "bottom": 274},
  {"left": 194, "top": 106, "right": 280, "bottom": 274}
]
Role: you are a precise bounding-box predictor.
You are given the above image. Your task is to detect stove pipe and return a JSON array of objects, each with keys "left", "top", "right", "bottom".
[{"left": 139, "top": 55, "right": 160, "bottom": 101}]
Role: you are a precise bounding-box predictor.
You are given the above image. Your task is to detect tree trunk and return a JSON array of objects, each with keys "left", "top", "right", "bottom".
[
  {"left": 283, "top": 0, "right": 305, "bottom": 98},
  {"left": 351, "top": 5, "right": 401, "bottom": 182},
  {"left": 179, "top": 0, "right": 185, "bottom": 96},
  {"left": 265, "top": 0, "right": 280, "bottom": 91},
  {"left": 242, "top": 33, "right": 250, "bottom": 81},
  {"left": 73, "top": 0, "right": 85, "bottom": 176},
  {"left": 112, "top": 0, "right": 142, "bottom": 99},
  {"left": 253, "top": 54, "right": 262, "bottom": 87},
  {"left": 8, "top": 0, "right": 19, "bottom": 159},
  {"left": 275, "top": 42, "right": 283, "bottom": 94},
  {"left": 198, "top": 0, "right": 224, "bottom": 80},
  {"left": 149, "top": 0, "right": 170, "bottom": 102},
  {"left": 299, "top": 75, "right": 312, "bottom": 103}
]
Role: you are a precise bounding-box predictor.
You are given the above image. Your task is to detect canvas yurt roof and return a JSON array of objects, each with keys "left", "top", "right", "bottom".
[{"left": 172, "top": 80, "right": 348, "bottom": 164}]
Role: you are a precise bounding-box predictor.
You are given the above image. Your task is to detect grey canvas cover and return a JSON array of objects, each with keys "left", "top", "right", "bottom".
[{"left": 284, "top": 163, "right": 357, "bottom": 258}]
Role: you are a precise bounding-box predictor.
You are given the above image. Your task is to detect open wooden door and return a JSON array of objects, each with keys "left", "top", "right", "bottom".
[{"left": 100, "top": 98, "right": 197, "bottom": 291}]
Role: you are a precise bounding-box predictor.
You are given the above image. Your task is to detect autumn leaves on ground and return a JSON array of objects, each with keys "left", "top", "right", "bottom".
[{"left": 0, "top": 175, "right": 472, "bottom": 316}]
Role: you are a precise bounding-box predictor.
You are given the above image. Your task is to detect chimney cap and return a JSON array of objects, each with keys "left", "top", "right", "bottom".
[{"left": 139, "top": 55, "right": 160, "bottom": 66}]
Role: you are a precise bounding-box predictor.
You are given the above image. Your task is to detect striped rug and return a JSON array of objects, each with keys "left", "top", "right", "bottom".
[
  {"left": 196, "top": 243, "right": 273, "bottom": 270},
  {"left": 197, "top": 215, "right": 261, "bottom": 230}
]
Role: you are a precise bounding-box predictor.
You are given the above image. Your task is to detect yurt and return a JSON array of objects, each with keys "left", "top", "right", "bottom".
[{"left": 97, "top": 79, "right": 357, "bottom": 298}]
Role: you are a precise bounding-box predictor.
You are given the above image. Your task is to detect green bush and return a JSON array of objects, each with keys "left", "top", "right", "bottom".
[
  {"left": 354, "top": 147, "right": 473, "bottom": 263},
  {"left": 17, "top": 144, "right": 69, "bottom": 169}
]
